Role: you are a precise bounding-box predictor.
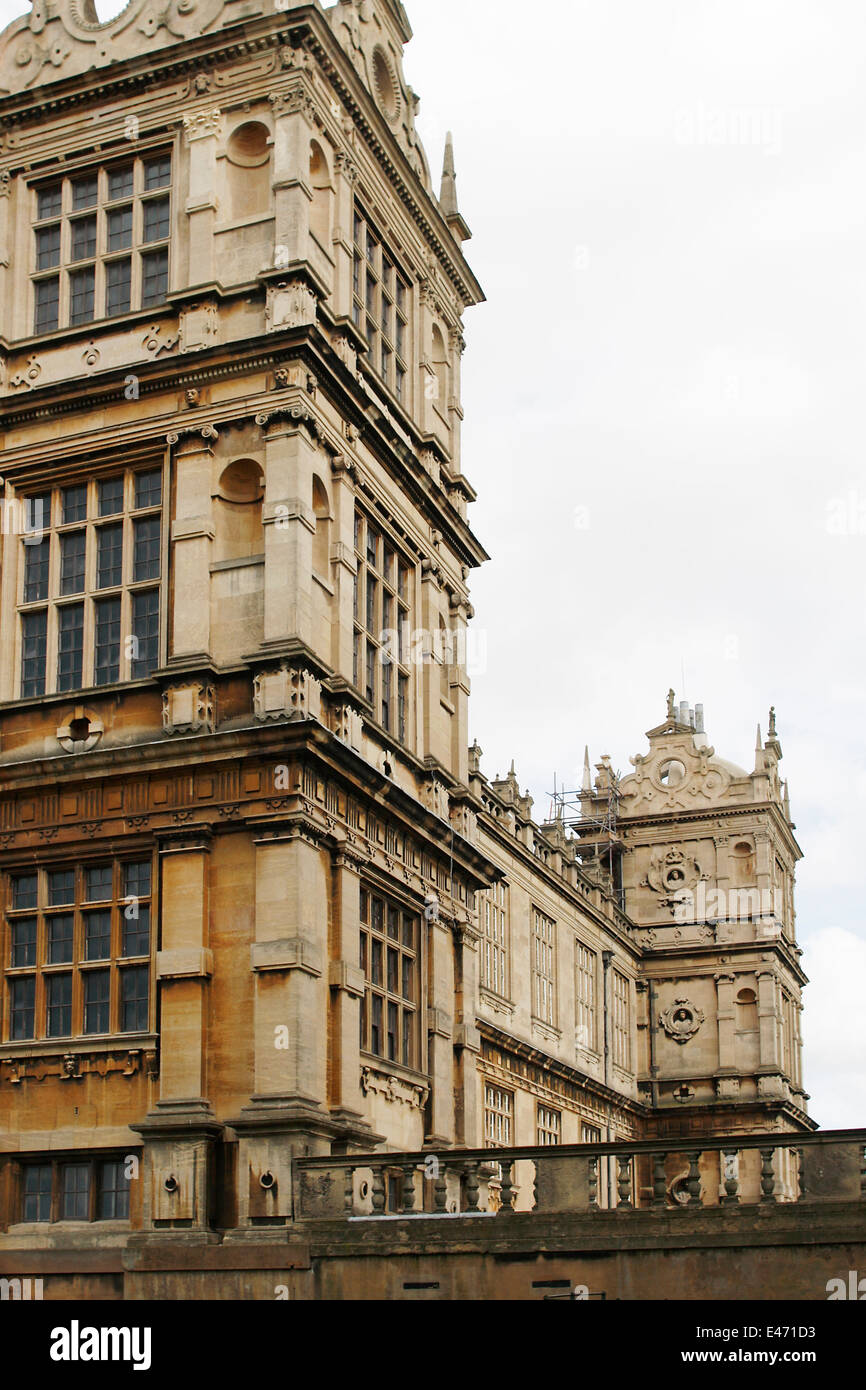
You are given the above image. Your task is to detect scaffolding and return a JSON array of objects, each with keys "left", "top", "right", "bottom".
[{"left": 548, "top": 766, "right": 624, "bottom": 909}]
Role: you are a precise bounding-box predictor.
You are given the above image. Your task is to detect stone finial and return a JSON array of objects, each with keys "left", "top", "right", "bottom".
[
  {"left": 440, "top": 131, "right": 458, "bottom": 217},
  {"left": 468, "top": 740, "right": 483, "bottom": 775}
]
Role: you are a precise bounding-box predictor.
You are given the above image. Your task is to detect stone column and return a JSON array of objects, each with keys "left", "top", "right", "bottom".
[
  {"left": 0, "top": 169, "right": 10, "bottom": 342},
  {"left": 756, "top": 969, "right": 780, "bottom": 1069},
  {"left": 426, "top": 917, "right": 455, "bottom": 1147},
  {"left": 419, "top": 563, "right": 446, "bottom": 766},
  {"left": 269, "top": 78, "right": 316, "bottom": 269},
  {"left": 129, "top": 832, "right": 222, "bottom": 1240},
  {"left": 452, "top": 922, "right": 481, "bottom": 1146},
  {"left": 448, "top": 325, "right": 466, "bottom": 473},
  {"left": 258, "top": 411, "right": 318, "bottom": 652},
  {"left": 755, "top": 832, "right": 773, "bottom": 900},
  {"left": 167, "top": 428, "right": 216, "bottom": 664},
  {"left": 182, "top": 109, "right": 222, "bottom": 287},
  {"left": 447, "top": 589, "right": 471, "bottom": 785},
  {"left": 330, "top": 454, "right": 358, "bottom": 680},
  {"left": 224, "top": 822, "right": 334, "bottom": 1231},
  {"left": 716, "top": 972, "right": 737, "bottom": 1071},
  {"left": 154, "top": 833, "right": 213, "bottom": 1108},
  {"left": 248, "top": 826, "right": 328, "bottom": 1109},
  {"left": 327, "top": 845, "right": 369, "bottom": 1133},
  {"left": 333, "top": 150, "right": 359, "bottom": 317}
]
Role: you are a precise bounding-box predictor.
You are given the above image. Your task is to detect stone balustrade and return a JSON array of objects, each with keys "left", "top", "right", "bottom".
[{"left": 294, "top": 1128, "right": 866, "bottom": 1220}]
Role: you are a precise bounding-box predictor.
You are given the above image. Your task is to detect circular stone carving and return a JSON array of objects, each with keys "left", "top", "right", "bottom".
[
  {"left": 372, "top": 46, "right": 400, "bottom": 123},
  {"left": 658, "top": 758, "right": 687, "bottom": 787},
  {"left": 56, "top": 707, "right": 104, "bottom": 755},
  {"left": 660, "top": 997, "right": 705, "bottom": 1045}
]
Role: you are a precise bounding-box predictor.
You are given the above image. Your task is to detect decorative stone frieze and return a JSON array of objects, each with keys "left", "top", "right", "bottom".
[
  {"left": 331, "top": 702, "right": 363, "bottom": 751},
  {"left": 265, "top": 278, "right": 318, "bottom": 331},
  {"left": 361, "top": 1065, "right": 428, "bottom": 1110},
  {"left": 162, "top": 684, "right": 215, "bottom": 736},
  {"left": 253, "top": 666, "right": 322, "bottom": 723},
  {"left": 178, "top": 300, "right": 219, "bottom": 353}
]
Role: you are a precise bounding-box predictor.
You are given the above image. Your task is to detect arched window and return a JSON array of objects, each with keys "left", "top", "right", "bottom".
[
  {"left": 431, "top": 324, "right": 448, "bottom": 409},
  {"left": 312, "top": 475, "right": 331, "bottom": 577},
  {"left": 309, "top": 141, "right": 332, "bottom": 249}
]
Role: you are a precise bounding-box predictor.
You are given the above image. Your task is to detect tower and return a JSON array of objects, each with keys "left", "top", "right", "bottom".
[
  {"left": 592, "top": 693, "right": 809, "bottom": 1137},
  {"left": 0, "top": 0, "right": 492, "bottom": 1248}
]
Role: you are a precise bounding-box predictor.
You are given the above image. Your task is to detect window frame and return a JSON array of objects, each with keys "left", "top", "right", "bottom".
[
  {"left": 575, "top": 938, "right": 598, "bottom": 1052},
  {"left": 30, "top": 152, "right": 172, "bottom": 336},
  {"left": 352, "top": 508, "right": 413, "bottom": 746},
  {"left": 536, "top": 1103, "right": 561, "bottom": 1146},
  {"left": 359, "top": 883, "right": 421, "bottom": 1074},
  {"left": 483, "top": 1082, "right": 513, "bottom": 1148},
  {"left": 352, "top": 204, "right": 411, "bottom": 405},
  {"left": 16, "top": 1154, "right": 134, "bottom": 1225},
  {"left": 2, "top": 857, "right": 155, "bottom": 1045},
  {"left": 480, "top": 879, "right": 509, "bottom": 999},
  {"left": 14, "top": 463, "right": 165, "bottom": 700},
  {"left": 611, "top": 968, "right": 632, "bottom": 1072},
  {"left": 531, "top": 906, "right": 557, "bottom": 1027}
]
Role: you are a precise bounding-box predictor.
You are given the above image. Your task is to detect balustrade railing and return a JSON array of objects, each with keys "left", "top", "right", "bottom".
[{"left": 294, "top": 1129, "right": 866, "bottom": 1222}]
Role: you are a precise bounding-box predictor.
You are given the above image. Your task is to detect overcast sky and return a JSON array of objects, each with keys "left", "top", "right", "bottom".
[{"left": 2, "top": 0, "right": 863, "bottom": 1128}]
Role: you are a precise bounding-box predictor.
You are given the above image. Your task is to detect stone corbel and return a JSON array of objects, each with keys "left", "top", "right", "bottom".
[
  {"left": 427, "top": 1007, "right": 452, "bottom": 1040},
  {"left": 328, "top": 961, "right": 365, "bottom": 998},
  {"left": 157, "top": 949, "right": 214, "bottom": 981},
  {"left": 250, "top": 938, "right": 323, "bottom": 976}
]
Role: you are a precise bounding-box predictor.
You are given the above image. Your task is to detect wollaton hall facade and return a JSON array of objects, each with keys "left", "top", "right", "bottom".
[{"left": 0, "top": 0, "right": 809, "bottom": 1284}]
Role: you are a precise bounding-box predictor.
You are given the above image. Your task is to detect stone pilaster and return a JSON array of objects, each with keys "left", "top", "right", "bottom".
[
  {"left": 757, "top": 969, "right": 780, "bottom": 1070},
  {"left": 716, "top": 972, "right": 737, "bottom": 1071},
  {"left": 129, "top": 833, "right": 221, "bottom": 1241},
  {"left": 447, "top": 588, "right": 471, "bottom": 785},
  {"left": 269, "top": 79, "right": 316, "bottom": 269},
  {"left": 167, "top": 428, "right": 217, "bottom": 664},
  {"left": 330, "top": 453, "right": 358, "bottom": 679},
  {"left": 327, "top": 845, "right": 368, "bottom": 1131},
  {"left": 419, "top": 560, "right": 447, "bottom": 767},
  {"left": 257, "top": 410, "right": 319, "bottom": 652},
  {"left": 182, "top": 109, "right": 222, "bottom": 287},
  {"left": 0, "top": 168, "right": 10, "bottom": 342},
  {"left": 425, "top": 918, "right": 455, "bottom": 1146},
  {"left": 452, "top": 922, "right": 481, "bottom": 1146}
]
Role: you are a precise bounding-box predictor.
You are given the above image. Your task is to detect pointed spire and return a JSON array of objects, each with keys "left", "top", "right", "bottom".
[
  {"left": 582, "top": 746, "right": 592, "bottom": 793},
  {"left": 756, "top": 723, "right": 763, "bottom": 752},
  {"left": 783, "top": 779, "right": 791, "bottom": 820},
  {"left": 438, "top": 131, "right": 472, "bottom": 243},
  {"left": 440, "top": 131, "right": 458, "bottom": 217}
]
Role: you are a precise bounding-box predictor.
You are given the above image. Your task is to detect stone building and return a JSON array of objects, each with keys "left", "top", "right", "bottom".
[{"left": 0, "top": 0, "right": 810, "bottom": 1277}]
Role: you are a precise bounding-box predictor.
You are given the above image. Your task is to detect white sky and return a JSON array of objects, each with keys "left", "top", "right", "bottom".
[{"left": 1, "top": 0, "right": 863, "bottom": 1128}]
